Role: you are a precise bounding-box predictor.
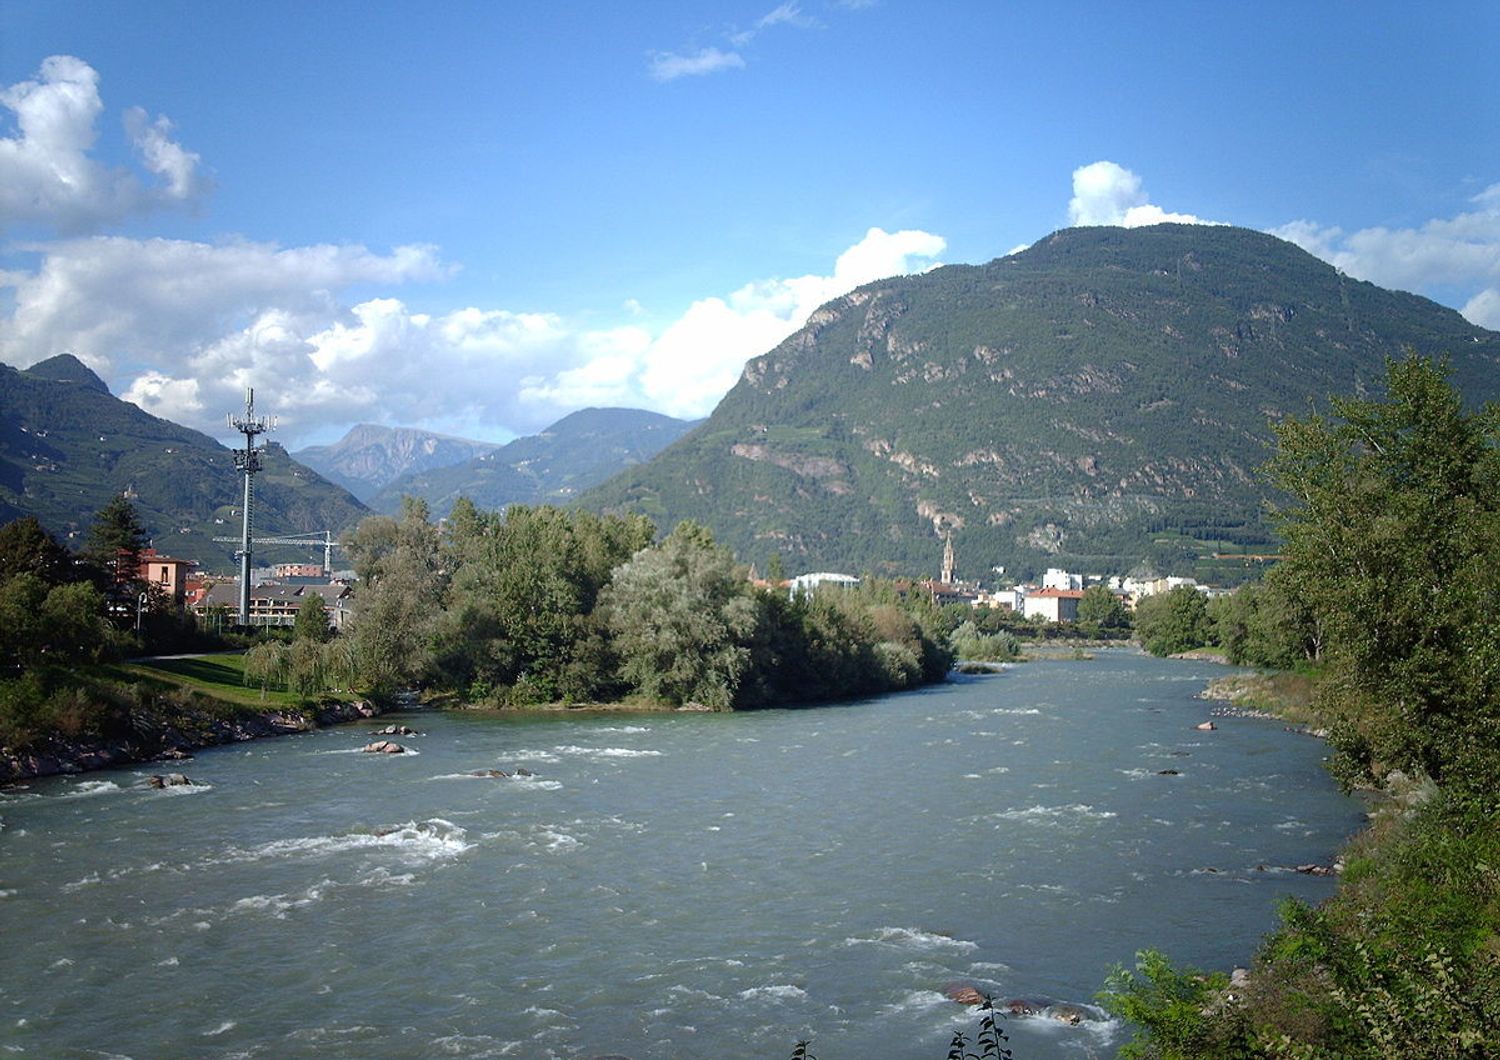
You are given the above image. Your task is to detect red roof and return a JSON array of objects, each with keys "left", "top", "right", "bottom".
[{"left": 1028, "top": 588, "right": 1085, "bottom": 598}]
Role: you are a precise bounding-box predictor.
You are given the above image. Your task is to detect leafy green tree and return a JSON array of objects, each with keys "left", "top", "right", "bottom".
[
  {"left": 242, "top": 640, "right": 289, "bottom": 698},
  {"left": 344, "top": 497, "right": 446, "bottom": 691},
  {"left": 293, "top": 595, "right": 332, "bottom": 643},
  {"left": 601, "top": 521, "right": 759, "bottom": 708},
  {"left": 1265, "top": 353, "right": 1500, "bottom": 796},
  {"left": 433, "top": 504, "right": 653, "bottom": 704},
  {"left": 0, "top": 572, "right": 48, "bottom": 670},
  {"left": 1210, "top": 567, "right": 1320, "bottom": 669},
  {"left": 1134, "top": 585, "right": 1213, "bottom": 656},
  {"left": 1077, "top": 584, "right": 1130, "bottom": 631},
  {"left": 39, "top": 581, "right": 113, "bottom": 664},
  {"left": 84, "top": 493, "right": 150, "bottom": 619},
  {"left": 0, "top": 516, "right": 73, "bottom": 586}
]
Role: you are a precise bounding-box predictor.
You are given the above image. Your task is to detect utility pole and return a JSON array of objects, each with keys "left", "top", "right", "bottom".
[{"left": 228, "top": 388, "right": 275, "bottom": 626}]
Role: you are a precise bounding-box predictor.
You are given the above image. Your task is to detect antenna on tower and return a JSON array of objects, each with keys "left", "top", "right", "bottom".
[{"left": 228, "top": 387, "right": 276, "bottom": 626}]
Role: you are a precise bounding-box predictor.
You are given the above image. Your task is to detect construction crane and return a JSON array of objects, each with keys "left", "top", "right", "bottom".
[{"left": 212, "top": 530, "right": 341, "bottom": 577}]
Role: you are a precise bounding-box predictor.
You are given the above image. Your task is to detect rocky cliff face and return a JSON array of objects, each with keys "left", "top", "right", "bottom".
[{"left": 294, "top": 425, "right": 499, "bottom": 501}]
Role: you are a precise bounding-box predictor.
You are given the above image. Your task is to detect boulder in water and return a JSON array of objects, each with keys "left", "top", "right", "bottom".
[
  {"left": 145, "top": 773, "right": 194, "bottom": 788},
  {"left": 471, "top": 768, "right": 509, "bottom": 778},
  {"left": 361, "top": 740, "right": 406, "bottom": 754},
  {"left": 514, "top": 766, "right": 535, "bottom": 777},
  {"left": 943, "top": 983, "right": 987, "bottom": 1006},
  {"left": 1196, "top": 721, "right": 1217, "bottom": 731},
  {"left": 1046, "top": 1003, "right": 1087, "bottom": 1025}
]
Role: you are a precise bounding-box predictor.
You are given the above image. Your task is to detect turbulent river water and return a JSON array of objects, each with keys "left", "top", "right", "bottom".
[{"left": 0, "top": 651, "right": 1363, "bottom": 1059}]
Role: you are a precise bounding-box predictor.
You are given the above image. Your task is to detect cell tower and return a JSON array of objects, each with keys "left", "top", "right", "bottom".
[{"left": 228, "top": 388, "right": 276, "bottom": 625}]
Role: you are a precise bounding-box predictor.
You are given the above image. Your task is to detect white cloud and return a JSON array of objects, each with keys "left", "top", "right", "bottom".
[
  {"left": 0, "top": 55, "right": 205, "bottom": 232},
  {"left": 2, "top": 225, "right": 945, "bottom": 444},
  {"left": 0, "top": 236, "right": 446, "bottom": 378},
  {"left": 123, "top": 106, "right": 204, "bottom": 201},
  {"left": 648, "top": 47, "right": 746, "bottom": 82},
  {"left": 1068, "top": 161, "right": 1217, "bottom": 228},
  {"left": 1272, "top": 183, "right": 1500, "bottom": 329},
  {"left": 524, "top": 226, "right": 946, "bottom": 417}
]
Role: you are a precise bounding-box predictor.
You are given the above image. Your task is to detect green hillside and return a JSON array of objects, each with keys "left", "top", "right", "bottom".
[
  {"left": 370, "top": 407, "right": 698, "bottom": 516},
  {"left": 0, "top": 355, "right": 369, "bottom": 569},
  {"left": 583, "top": 225, "right": 1500, "bottom": 580}
]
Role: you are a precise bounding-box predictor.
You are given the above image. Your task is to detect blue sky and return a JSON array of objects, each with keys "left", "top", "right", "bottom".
[{"left": 2, "top": 1, "right": 1497, "bottom": 448}]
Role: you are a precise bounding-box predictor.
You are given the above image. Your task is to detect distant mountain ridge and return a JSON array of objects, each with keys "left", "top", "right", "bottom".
[
  {"left": 370, "top": 407, "right": 698, "bottom": 516},
  {"left": 0, "top": 355, "right": 369, "bottom": 567},
  {"left": 293, "top": 424, "right": 499, "bottom": 502},
  {"left": 582, "top": 225, "right": 1500, "bottom": 579}
]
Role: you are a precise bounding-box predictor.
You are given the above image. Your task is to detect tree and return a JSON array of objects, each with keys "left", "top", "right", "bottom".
[
  {"left": 433, "top": 504, "right": 653, "bottom": 704},
  {"left": 0, "top": 516, "right": 73, "bottom": 587},
  {"left": 293, "top": 595, "right": 332, "bottom": 643},
  {"left": 1077, "top": 584, "right": 1130, "bottom": 631},
  {"left": 1210, "top": 567, "right": 1320, "bottom": 669},
  {"left": 85, "top": 494, "right": 148, "bottom": 576},
  {"left": 242, "top": 640, "right": 289, "bottom": 698},
  {"left": 1265, "top": 354, "right": 1500, "bottom": 795},
  {"left": 1134, "top": 585, "right": 1212, "bottom": 656},
  {"left": 344, "top": 498, "right": 446, "bottom": 691},
  {"left": 601, "top": 521, "right": 759, "bottom": 708}
]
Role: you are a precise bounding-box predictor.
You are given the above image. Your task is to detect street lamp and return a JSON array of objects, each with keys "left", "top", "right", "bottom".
[{"left": 136, "top": 591, "right": 149, "bottom": 633}]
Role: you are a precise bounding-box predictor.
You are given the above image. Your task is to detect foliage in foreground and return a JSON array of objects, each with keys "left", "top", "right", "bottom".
[{"left": 1100, "top": 355, "right": 1500, "bottom": 1057}]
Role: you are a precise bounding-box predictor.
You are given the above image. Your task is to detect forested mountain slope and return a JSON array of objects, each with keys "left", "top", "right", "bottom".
[
  {"left": 371, "top": 407, "right": 697, "bottom": 517},
  {"left": 0, "top": 355, "right": 368, "bottom": 567},
  {"left": 584, "top": 225, "right": 1500, "bottom": 578}
]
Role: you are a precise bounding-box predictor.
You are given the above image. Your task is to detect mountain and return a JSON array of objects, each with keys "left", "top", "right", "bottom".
[
  {"left": 0, "top": 355, "right": 369, "bottom": 568},
  {"left": 370, "top": 407, "right": 699, "bottom": 516},
  {"left": 293, "top": 424, "right": 499, "bottom": 502},
  {"left": 582, "top": 225, "right": 1500, "bottom": 581}
]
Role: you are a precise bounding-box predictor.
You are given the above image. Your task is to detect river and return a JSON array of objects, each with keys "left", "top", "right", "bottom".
[{"left": 0, "top": 651, "right": 1362, "bottom": 1059}]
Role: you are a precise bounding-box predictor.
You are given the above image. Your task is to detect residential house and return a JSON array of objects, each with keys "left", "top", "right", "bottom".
[
  {"left": 194, "top": 581, "right": 354, "bottom": 630},
  {"left": 137, "top": 549, "right": 195, "bottom": 608},
  {"left": 1023, "top": 587, "right": 1084, "bottom": 623}
]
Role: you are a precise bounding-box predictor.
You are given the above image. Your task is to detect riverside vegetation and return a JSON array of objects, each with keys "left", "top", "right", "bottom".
[
  {"left": 340, "top": 499, "right": 952, "bottom": 709},
  {"left": 1, "top": 495, "right": 955, "bottom": 761},
  {"left": 1100, "top": 355, "right": 1500, "bottom": 1058}
]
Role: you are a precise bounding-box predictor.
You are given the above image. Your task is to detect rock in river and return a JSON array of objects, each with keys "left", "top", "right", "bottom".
[{"left": 361, "top": 740, "right": 406, "bottom": 754}]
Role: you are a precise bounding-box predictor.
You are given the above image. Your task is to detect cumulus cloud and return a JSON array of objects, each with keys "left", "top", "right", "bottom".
[
  {"left": 522, "top": 226, "right": 946, "bottom": 417},
  {"left": 2, "top": 226, "right": 945, "bottom": 444},
  {"left": 1068, "top": 161, "right": 1217, "bottom": 228},
  {"left": 1272, "top": 183, "right": 1500, "bottom": 330},
  {"left": 0, "top": 55, "right": 205, "bottom": 232},
  {"left": 648, "top": 47, "right": 746, "bottom": 82}
]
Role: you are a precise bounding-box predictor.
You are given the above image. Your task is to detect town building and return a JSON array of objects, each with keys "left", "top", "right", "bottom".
[
  {"left": 787, "top": 572, "right": 860, "bottom": 595},
  {"left": 193, "top": 581, "right": 353, "bottom": 629},
  {"left": 1022, "top": 587, "right": 1085, "bottom": 623},
  {"left": 272, "top": 562, "right": 326, "bottom": 579},
  {"left": 137, "top": 549, "right": 195, "bottom": 608},
  {"left": 1041, "top": 567, "right": 1084, "bottom": 591}
]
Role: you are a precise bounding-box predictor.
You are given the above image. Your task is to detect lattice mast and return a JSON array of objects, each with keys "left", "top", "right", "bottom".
[{"left": 228, "top": 388, "right": 275, "bottom": 625}]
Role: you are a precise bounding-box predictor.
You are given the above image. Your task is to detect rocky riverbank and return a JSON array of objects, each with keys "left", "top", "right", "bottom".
[{"left": 0, "top": 697, "right": 384, "bottom": 785}]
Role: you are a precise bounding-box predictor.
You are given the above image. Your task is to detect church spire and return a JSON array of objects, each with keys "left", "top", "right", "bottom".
[{"left": 941, "top": 532, "right": 956, "bottom": 585}]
